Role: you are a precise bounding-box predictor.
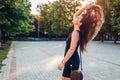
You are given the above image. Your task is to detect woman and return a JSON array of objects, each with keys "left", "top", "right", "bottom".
[{"left": 58, "top": 4, "right": 104, "bottom": 80}]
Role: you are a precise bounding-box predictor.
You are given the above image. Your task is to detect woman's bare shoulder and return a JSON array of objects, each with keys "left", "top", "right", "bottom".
[{"left": 71, "top": 30, "right": 79, "bottom": 38}]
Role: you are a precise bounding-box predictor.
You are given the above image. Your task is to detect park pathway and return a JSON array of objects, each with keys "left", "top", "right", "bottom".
[{"left": 0, "top": 41, "right": 120, "bottom": 80}]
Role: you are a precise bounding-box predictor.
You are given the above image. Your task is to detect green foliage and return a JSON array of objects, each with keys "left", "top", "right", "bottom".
[
  {"left": 0, "top": 0, "right": 34, "bottom": 34},
  {"left": 36, "top": 0, "right": 81, "bottom": 36},
  {"left": 110, "top": 0, "right": 120, "bottom": 31},
  {"left": 97, "top": 0, "right": 120, "bottom": 34},
  {"left": 35, "top": 0, "right": 120, "bottom": 37}
]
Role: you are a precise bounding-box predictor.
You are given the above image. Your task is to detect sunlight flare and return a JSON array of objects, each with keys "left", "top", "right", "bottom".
[{"left": 81, "top": 0, "right": 97, "bottom": 7}]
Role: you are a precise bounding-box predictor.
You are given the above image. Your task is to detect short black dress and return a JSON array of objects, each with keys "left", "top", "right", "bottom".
[{"left": 62, "top": 30, "right": 81, "bottom": 77}]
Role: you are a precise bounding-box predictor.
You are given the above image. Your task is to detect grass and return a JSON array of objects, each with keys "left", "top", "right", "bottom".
[{"left": 0, "top": 41, "right": 11, "bottom": 71}]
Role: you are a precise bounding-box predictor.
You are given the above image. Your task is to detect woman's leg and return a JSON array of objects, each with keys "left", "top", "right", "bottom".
[{"left": 62, "top": 76, "right": 70, "bottom": 80}]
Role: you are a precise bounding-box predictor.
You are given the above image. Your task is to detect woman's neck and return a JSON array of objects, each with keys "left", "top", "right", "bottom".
[{"left": 74, "top": 26, "right": 80, "bottom": 31}]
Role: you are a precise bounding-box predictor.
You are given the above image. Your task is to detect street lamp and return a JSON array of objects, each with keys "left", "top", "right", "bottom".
[
  {"left": 0, "top": 29, "right": 1, "bottom": 47},
  {"left": 38, "top": 20, "right": 40, "bottom": 38},
  {"left": 37, "top": 15, "right": 41, "bottom": 38}
]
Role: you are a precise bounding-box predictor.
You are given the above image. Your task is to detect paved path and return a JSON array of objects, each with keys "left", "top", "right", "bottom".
[{"left": 0, "top": 41, "right": 120, "bottom": 80}]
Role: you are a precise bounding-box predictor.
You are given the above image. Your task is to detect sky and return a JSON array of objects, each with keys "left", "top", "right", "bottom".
[
  {"left": 29, "top": 0, "right": 96, "bottom": 15},
  {"left": 29, "top": 0, "right": 56, "bottom": 15}
]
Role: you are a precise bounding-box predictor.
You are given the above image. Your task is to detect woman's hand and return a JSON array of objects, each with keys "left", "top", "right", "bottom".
[{"left": 58, "top": 61, "right": 64, "bottom": 71}]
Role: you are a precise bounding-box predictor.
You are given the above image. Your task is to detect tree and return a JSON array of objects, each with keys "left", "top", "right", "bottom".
[
  {"left": 110, "top": 0, "right": 120, "bottom": 43},
  {"left": 0, "top": 0, "right": 34, "bottom": 45},
  {"left": 36, "top": 0, "right": 81, "bottom": 38},
  {"left": 97, "top": 0, "right": 120, "bottom": 43}
]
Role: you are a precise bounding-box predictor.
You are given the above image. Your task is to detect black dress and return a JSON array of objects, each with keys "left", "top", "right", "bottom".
[{"left": 62, "top": 30, "right": 81, "bottom": 77}]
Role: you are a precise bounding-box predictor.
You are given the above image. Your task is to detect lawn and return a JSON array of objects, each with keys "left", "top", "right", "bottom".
[{"left": 0, "top": 42, "right": 11, "bottom": 71}]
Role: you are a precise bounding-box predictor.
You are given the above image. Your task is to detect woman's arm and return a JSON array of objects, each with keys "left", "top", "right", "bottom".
[
  {"left": 62, "top": 31, "right": 79, "bottom": 64},
  {"left": 58, "top": 31, "right": 79, "bottom": 70},
  {"left": 73, "top": 5, "right": 89, "bottom": 18}
]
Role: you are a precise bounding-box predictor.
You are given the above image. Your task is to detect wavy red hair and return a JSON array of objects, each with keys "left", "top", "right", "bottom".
[{"left": 80, "top": 5, "right": 104, "bottom": 52}]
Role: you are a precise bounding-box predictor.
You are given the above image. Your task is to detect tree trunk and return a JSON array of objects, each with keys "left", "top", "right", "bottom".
[
  {"left": 101, "top": 34, "right": 105, "bottom": 42},
  {"left": 114, "top": 34, "right": 118, "bottom": 44},
  {"left": 0, "top": 29, "right": 1, "bottom": 47},
  {"left": 113, "top": 29, "right": 118, "bottom": 44}
]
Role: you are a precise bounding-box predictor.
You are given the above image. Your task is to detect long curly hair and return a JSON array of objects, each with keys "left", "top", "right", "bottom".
[{"left": 80, "top": 5, "right": 104, "bottom": 52}]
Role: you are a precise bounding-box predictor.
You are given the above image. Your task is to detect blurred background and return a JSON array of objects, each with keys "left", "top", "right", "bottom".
[{"left": 0, "top": 0, "right": 120, "bottom": 47}]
